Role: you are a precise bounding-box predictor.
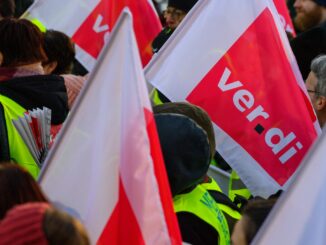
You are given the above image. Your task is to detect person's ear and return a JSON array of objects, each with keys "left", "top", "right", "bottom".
[
  {"left": 316, "top": 96, "right": 326, "bottom": 111},
  {"left": 43, "top": 61, "right": 58, "bottom": 74},
  {"left": 0, "top": 52, "right": 3, "bottom": 66}
]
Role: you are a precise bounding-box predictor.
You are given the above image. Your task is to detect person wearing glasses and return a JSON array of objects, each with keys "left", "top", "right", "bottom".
[
  {"left": 152, "top": 0, "right": 198, "bottom": 53},
  {"left": 306, "top": 55, "right": 326, "bottom": 127}
]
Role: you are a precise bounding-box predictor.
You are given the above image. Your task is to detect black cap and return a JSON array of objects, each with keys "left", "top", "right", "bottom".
[
  {"left": 314, "top": 0, "right": 326, "bottom": 6},
  {"left": 168, "top": 0, "right": 198, "bottom": 13},
  {"left": 291, "top": 26, "right": 326, "bottom": 80},
  {"left": 155, "top": 114, "right": 210, "bottom": 196}
]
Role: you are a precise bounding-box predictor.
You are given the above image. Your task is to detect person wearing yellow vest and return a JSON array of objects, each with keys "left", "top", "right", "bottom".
[
  {"left": 0, "top": 18, "right": 69, "bottom": 178},
  {"left": 153, "top": 102, "right": 242, "bottom": 233},
  {"left": 228, "top": 170, "right": 252, "bottom": 208},
  {"left": 155, "top": 113, "right": 230, "bottom": 244}
]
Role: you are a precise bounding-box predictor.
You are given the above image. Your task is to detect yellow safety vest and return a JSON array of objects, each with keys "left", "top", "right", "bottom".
[
  {"left": 150, "top": 88, "right": 163, "bottom": 106},
  {"left": 202, "top": 178, "right": 241, "bottom": 220},
  {"left": 228, "top": 170, "right": 251, "bottom": 205},
  {"left": 0, "top": 95, "right": 40, "bottom": 178},
  {"left": 174, "top": 185, "right": 230, "bottom": 245}
]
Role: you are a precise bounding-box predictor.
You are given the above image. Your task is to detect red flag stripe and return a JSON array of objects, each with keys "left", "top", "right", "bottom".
[
  {"left": 144, "top": 108, "right": 182, "bottom": 244},
  {"left": 98, "top": 177, "right": 145, "bottom": 245}
]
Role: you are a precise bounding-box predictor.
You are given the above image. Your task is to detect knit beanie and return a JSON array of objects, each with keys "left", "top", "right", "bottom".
[
  {"left": 168, "top": 0, "right": 198, "bottom": 13},
  {"left": 0, "top": 203, "right": 49, "bottom": 245},
  {"left": 155, "top": 114, "right": 210, "bottom": 196},
  {"left": 153, "top": 102, "right": 216, "bottom": 159},
  {"left": 314, "top": 0, "right": 326, "bottom": 6}
]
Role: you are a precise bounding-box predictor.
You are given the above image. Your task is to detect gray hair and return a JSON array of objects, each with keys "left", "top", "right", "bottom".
[{"left": 311, "top": 55, "right": 326, "bottom": 97}]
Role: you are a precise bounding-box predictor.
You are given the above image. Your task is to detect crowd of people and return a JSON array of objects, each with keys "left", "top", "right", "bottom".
[{"left": 0, "top": 0, "right": 325, "bottom": 244}]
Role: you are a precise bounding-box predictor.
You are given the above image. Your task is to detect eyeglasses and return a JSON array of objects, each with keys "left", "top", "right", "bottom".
[
  {"left": 163, "top": 9, "right": 186, "bottom": 19},
  {"left": 307, "top": 89, "right": 321, "bottom": 95}
]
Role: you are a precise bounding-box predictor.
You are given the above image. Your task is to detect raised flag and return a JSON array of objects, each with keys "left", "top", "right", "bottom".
[
  {"left": 23, "top": 0, "right": 161, "bottom": 70},
  {"left": 145, "top": 0, "right": 320, "bottom": 198},
  {"left": 273, "top": 0, "right": 296, "bottom": 37},
  {"left": 39, "top": 10, "right": 181, "bottom": 244},
  {"left": 254, "top": 128, "right": 326, "bottom": 245}
]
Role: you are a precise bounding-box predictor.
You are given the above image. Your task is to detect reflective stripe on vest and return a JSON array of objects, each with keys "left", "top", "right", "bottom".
[
  {"left": 174, "top": 185, "right": 230, "bottom": 245},
  {"left": 0, "top": 95, "right": 40, "bottom": 178},
  {"left": 202, "top": 179, "right": 241, "bottom": 221},
  {"left": 228, "top": 170, "right": 251, "bottom": 202}
]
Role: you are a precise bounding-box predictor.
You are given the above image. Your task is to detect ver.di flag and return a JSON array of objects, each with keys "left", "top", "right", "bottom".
[
  {"left": 273, "top": 0, "right": 296, "bottom": 37},
  {"left": 145, "top": 0, "right": 319, "bottom": 198},
  {"left": 23, "top": 0, "right": 161, "bottom": 70},
  {"left": 254, "top": 128, "right": 326, "bottom": 245},
  {"left": 39, "top": 10, "right": 181, "bottom": 244}
]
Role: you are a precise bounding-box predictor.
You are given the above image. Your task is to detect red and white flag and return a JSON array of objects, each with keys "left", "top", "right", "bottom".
[
  {"left": 39, "top": 10, "right": 181, "bottom": 244},
  {"left": 24, "top": 0, "right": 161, "bottom": 70},
  {"left": 273, "top": 0, "right": 296, "bottom": 37},
  {"left": 145, "top": 0, "right": 320, "bottom": 198},
  {"left": 254, "top": 129, "right": 326, "bottom": 244}
]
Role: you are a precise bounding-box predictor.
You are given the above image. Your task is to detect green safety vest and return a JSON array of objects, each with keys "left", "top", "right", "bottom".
[
  {"left": 0, "top": 95, "right": 40, "bottom": 178},
  {"left": 228, "top": 170, "right": 251, "bottom": 206},
  {"left": 174, "top": 185, "right": 230, "bottom": 245}
]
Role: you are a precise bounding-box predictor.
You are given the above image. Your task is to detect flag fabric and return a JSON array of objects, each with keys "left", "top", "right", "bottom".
[
  {"left": 145, "top": 0, "right": 320, "bottom": 198},
  {"left": 273, "top": 0, "right": 296, "bottom": 37},
  {"left": 254, "top": 128, "right": 326, "bottom": 245},
  {"left": 39, "top": 10, "right": 181, "bottom": 244},
  {"left": 23, "top": 0, "right": 161, "bottom": 70}
]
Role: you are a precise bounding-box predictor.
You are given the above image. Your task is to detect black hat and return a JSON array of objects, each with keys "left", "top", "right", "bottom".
[
  {"left": 291, "top": 26, "right": 326, "bottom": 80},
  {"left": 155, "top": 114, "right": 210, "bottom": 196},
  {"left": 314, "top": 0, "right": 326, "bottom": 6},
  {"left": 168, "top": 0, "right": 198, "bottom": 13}
]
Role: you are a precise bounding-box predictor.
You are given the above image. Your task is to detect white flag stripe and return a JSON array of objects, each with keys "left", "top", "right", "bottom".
[
  {"left": 254, "top": 129, "right": 326, "bottom": 245},
  {"left": 39, "top": 9, "right": 172, "bottom": 244},
  {"left": 145, "top": 0, "right": 266, "bottom": 100},
  {"left": 23, "top": 0, "right": 98, "bottom": 36},
  {"left": 75, "top": 45, "right": 97, "bottom": 72},
  {"left": 213, "top": 124, "right": 281, "bottom": 196},
  {"left": 111, "top": 12, "right": 170, "bottom": 243}
]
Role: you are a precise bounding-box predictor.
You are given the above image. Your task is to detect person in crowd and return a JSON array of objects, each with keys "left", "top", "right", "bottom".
[
  {"left": 151, "top": 0, "right": 198, "bottom": 105},
  {"left": 155, "top": 113, "right": 230, "bottom": 244},
  {"left": 293, "top": 0, "right": 326, "bottom": 32},
  {"left": 14, "top": 0, "right": 34, "bottom": 18},
  {"left": 0, "top": 202, "right": 90, "bottom": 245},
  {"left": 0, "top": 18, "right": 69, "bottom": 177},
  {"left": 154, "top": 102, "right": 241, "bottom": 233},
  {"left": 43, "top": 29, "right": 86, "bottom": 109},
  {"left": 305, "top": 55, "right": 326, "bottom": 128},
  {"left": 0, "top": 0, "right": 15, "bottom": 20},
  {"left": 152, "top": 0, "right": 198, "bottom": 53},
  {"left": 0, "top": 164, "right": 48, "bottom": 220},
  {"left": 231, "top": 199, "right": 276, "bottom": 245},
  {"left": 43, "top": 30, "right": 76, "bottom": 75},
  {"left": 291, "top": 1, "right": 326, "bottom": 80}
]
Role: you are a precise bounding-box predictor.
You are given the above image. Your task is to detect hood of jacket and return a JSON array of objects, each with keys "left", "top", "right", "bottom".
[{"left": 0, "top": 74, "right": 69, "bottom": 124}]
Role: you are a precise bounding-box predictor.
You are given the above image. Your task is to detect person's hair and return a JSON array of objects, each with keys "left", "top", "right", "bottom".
[
  {"left": 311, "top": 55, "right": 326, "bottom": 97},
  {"left": 153, "top": 102, "right": 216, "bottom": 159},
  {"left": 0, "top": 163, "right": 48, "bottom": 219},
  {"left": 241, "top": 198, "right": 276, "bottom": 244},
  {"left": 43, "top": 29, "right": 76, "bottom": 74},
  {"left": 0, "top": 0, "right": 15, "bottom": 18},
  {"left": 0, "top": 18, "right": 47, "bottom": 67},
  {"left": 43, "top": 208, "right": 90, "bottom": 245}
]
